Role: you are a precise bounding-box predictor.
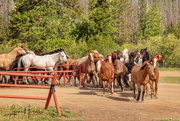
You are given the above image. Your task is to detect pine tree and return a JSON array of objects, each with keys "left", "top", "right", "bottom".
[
  {"left": 137, "top": 0, "right": 147, "bottom": 40},
  {"left": 111, "top": 0, "right": 134, "bottom": 44},
  {"left": 88, "top": 0, "right": 112, "bottom": 37},
  {"left": 9, "top": 0, "right": 83, "bottom": 44},
  {"left": 144, "top": 0, "right": 162, "bottom": 39}
]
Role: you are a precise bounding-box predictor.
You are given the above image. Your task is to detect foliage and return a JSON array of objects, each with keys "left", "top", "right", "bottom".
[
  {"left": 143, "top": 1, "right": 162, "bottom": 39},
  {"left": 9, "top": 0, "right": 83, "bottom": 46},
  {"left": 87, "top": 34, "right": 120, "bottom": 56},
  {"left": 111, "top": 0, "right": 134, "bottom": 44}
]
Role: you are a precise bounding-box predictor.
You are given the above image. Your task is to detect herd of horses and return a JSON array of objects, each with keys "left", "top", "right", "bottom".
[{"left": 0, "top": 45, "right": 164, "bottom": 101}]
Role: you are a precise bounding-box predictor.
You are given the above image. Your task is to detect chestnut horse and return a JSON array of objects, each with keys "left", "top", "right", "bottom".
[
  {"left": 145, "top": 54, "right": 164, "bottom": 98},
  {"left": 131, "top": 62, "right": 155, "bottom": 101},
  {"left": 98, "top": 57, "right": 114, "bottom": 96},
  {"left": 57, "top": 59, "right": 76, "bottom": 85},
  {"left": 71, "top": 50, "right": 101, "bottom": 86},
  {"left": 107, "top": 52, "right": 127, "bottom": 91}
]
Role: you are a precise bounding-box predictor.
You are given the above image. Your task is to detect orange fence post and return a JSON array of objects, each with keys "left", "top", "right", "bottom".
[
  {"left": 63, "top": 72, "right": 66, "bottom": 86},
  {"left": 79, "top": 65, "right": 82, "bottom": 86},
  {"left": 45, "top": 73, "right": 61, "bottom": 116}
]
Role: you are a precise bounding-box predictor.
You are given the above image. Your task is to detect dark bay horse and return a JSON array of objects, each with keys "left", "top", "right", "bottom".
[
  {"left": 131, "top": 62, "right": 155, "bottom": 101},
  {"left": 107, "top": 52, "right": 127, "bottom": 91},
  {"left": 145, "top": 54, "right": 164, "bottom": 98}
]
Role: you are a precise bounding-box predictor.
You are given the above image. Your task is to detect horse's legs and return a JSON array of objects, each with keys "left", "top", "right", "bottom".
[
  {"left": 155, "top": 79, "right": 158, "bottom": 98},
  {"left": 136, "top": 84, "right": 141, "bottom": 101},
  {"left": 142, "top": 84, "right": 147, "bottom": 101},
  {"left": 133, "top": 82, "right": 136, "bottom": 99},
  {"left": 149, "top": 80, "right": 154, "bottom": 98},
  {"left": 108, "top": 80, "right": 113, "bottom": 94},
  {"left": 102, "top": 81, "right": 105, "bottom": 96},
  {"left": 111, "top": 79, "right": 114, "bottom": 93},
  {"left": 118, "top": 76, "right": 123, "bottom": 91},
  {"left": 92, "top": 71, "right": 98, "bottom": 87}
]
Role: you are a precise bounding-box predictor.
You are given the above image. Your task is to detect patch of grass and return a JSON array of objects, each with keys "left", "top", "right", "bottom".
[
  {"left": 0, "top": 105, "right": 80, "bottom": 121},
  {"left": 158, "top": 68, "right": 180, "bottom": 71},
  {"left": 159, "top": 77, "right": 180, "bottom": 84}
]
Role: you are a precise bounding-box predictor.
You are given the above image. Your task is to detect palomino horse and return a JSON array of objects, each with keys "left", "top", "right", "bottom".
[
  {"left": 71, "top": 50, "right": 102, "bottom": 86},
  {"left": 17, "top": 49, "right": 68, "bottom": 84},
  {"left": 131, "top": 62, "right": 155, "bottom": 101},
  {"left": 98, "top": 57, "right": 114, "bottom": 96},
  {"left": 145, "top": 54, "right": 164, "bottom": 98},
  {"left": 57, "top": 58, "right": 76, "bottom": 85},
  {"left": 0, "top": 46, "right": 26, "bottom": 71},
  {"left": 0, "top": 46, "right": 26, "bottom": 83},
  {"left": 107, "top": 52, "right": 127, "bottom": 91}
]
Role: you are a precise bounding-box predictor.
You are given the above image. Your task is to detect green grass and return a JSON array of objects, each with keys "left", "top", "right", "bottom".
[
  {"left": 158, "top": 68, "right": 180, "bottom": 71},
  {"left": 0, "top": 105, "right": 81, "bottom": 121},
  {"left": 159, "top": 77, "right": 180, "bottom": 84}
]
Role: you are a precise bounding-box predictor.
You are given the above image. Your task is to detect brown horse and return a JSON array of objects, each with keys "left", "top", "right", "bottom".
[
  {"left": 34, "top": 49, "right": 43, "bottom": 55},
  {"left": 57, "top": 59, "right": 76, "bottom": 85},
  {"left": 145, "top": 54, "right": 164, "bottom": 98},
  {"left": 71, "top": 50, "right": 101, "bottom": 86},
  {"left": 107, "top": 52, "right": 126, "bottom": 91},
  {"left": 131, "top": 62, "right": 155, "bottom": 101},
  {"left": 98, "top": 57, "right": 114, "bottom": 96}
]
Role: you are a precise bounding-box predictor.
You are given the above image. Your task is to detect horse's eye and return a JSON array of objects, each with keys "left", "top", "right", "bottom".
[{"left": 148, "top": 67, "right": 150, "bottom": 69}]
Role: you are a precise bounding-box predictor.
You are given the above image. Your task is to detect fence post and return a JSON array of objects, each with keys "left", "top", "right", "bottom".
[
  {"left": 45, "top": 73, "right": 61, "bottom": 116},
  {"left": 79, "top": 65, "right": 81, "bottom": 86},
  {"left": 63, "top": 72, "right": 66, "bottom": 86}
]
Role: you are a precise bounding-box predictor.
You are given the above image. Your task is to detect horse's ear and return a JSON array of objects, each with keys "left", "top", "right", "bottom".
[
  {"left": 152, "top": 55, "right": 154, "bottom": 58},
  {"left": 16, "top": 45, "right": 19, "bottom": 47}
]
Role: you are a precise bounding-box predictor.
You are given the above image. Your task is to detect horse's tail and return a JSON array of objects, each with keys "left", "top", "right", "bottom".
[
  {"left": 9, "top": 55, "right": 24, "bottom": 71},
  {"left": 17, "top": 56, "right": 24, "bottom": 71}
]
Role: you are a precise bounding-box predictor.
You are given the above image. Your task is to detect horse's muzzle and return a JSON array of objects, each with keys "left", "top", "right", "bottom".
[
  {"left": 64, "top": 60, "right": 68, "bottom": 64},
  {"left": 151, "top": 74, "right": 154, "bottom": 78}
]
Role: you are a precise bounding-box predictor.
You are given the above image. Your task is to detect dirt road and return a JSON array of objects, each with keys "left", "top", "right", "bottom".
[{"left": 0, "top": 71, "right": 179, "bottom": 121}]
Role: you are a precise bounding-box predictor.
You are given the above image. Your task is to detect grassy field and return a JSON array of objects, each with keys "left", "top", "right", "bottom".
[
  {"left": 158, "top": 68, "right": 180, "bottom": 71},
  {"left": 159, "top": 77, "right": 180, "bottom": 84},
  {"left": 0, "top": 105, "right": 81, "bottom": 121}
]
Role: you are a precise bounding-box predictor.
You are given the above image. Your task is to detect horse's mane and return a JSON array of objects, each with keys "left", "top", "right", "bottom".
[
  {"left": 140, "top": 63, "right": 147, "bottom": 70},
  {"left": 40, "top": 49, "right": 64, "bottom": 56}
]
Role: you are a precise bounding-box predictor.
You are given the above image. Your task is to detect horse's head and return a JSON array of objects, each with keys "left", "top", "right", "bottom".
[
  {"left": 16, "top": 46, "right": 27, "bottom": 55},
  {"left": 20, "top": 45, "right": 28, "bottom": 52},
  {"left": 88, "top": 50, "right": 95, "bottom": 62},
  {"left": 112, "top": 52, "right": 118, "bottom": 60},
  {"left": 140, "top": 48, "right": 147, "bottom": 59},
  {"left": 107, "top": 53, "right": 112, "bottom": 63},
  {"left": 154, "top": 54, "right": 164, "bottom": 63},
  {"left": 59, "top": 50, "right": 68, "bottom": 64},
  {"left": 142, "top": 62, "right": 155, "bottom": 79},
  {"left": 114, "top": 50, "right": 121, "bottom": 59},
  {"left": 91, "top": 50, "right": 103, "bottom": 58},
  {"left": 35, "top": 49, "right": 43, "bottom": 55},
  {"left": 150, "top": 54, "right": 164, "bottom": 69},
  {"left": 122, "top": 48, "right": 129, "bottom": 63}
]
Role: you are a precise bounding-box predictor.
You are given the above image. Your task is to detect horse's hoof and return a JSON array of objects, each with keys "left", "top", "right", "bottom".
[{"left": 155, "top": 96, "right": 158, "bottom": 99}]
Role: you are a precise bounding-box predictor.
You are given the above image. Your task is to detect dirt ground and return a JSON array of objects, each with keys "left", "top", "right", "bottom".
[{"left": 0, "top": 71, "right": 180, "bottom": 121}]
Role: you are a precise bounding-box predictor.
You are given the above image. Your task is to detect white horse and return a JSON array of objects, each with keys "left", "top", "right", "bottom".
[
  {"left": 18, "top": 49, "right": 68, "bottom": 84},
  {"left": 120, "top": 48, "right": 129, "bottom": 64}
]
